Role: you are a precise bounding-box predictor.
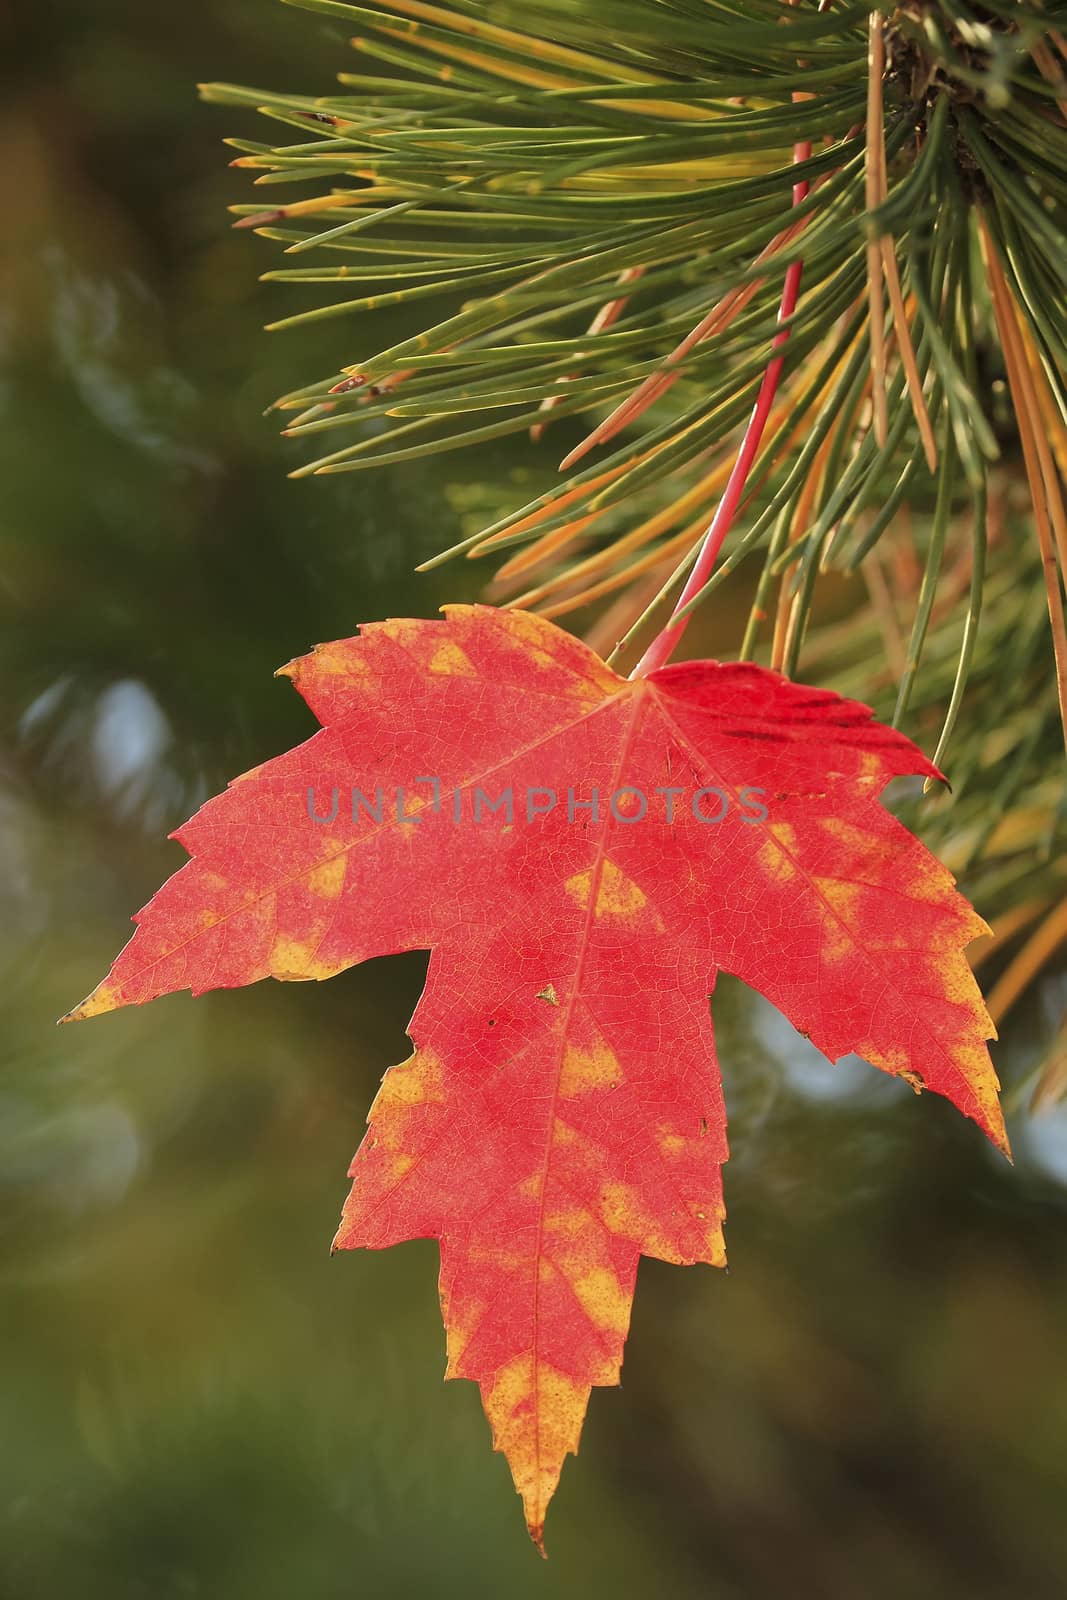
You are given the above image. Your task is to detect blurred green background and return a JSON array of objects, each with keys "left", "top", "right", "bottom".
[{"left": 3, "top": 3, "right": 1067, "bottom": 1596}]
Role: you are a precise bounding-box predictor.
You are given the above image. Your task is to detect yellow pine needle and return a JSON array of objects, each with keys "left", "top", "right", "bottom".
[
  {"left": 493, "top": 512, "right": 605, "bottom": 580},
  {"left": 865, "top": 10, "right": 889, "bottom": 449},
  {"left": 531, "top": 266, "right": 643, "bottom": 441},
  {"left": 468, "top": 454, "right": 653, "bottom": 556},
  {"left": 569, "top": 157, "right": 778, "bottom": 184},
  {"left": 377, "top": 0, "right": 663, "bottom": 84},
  {"left": 232, "top": 192, "right": 363, "bottom": 229},
  {"left": 581, "top": 103, "right": 728, "bottom": 128},
  {"left": 983, "top": 221, "right": 1067, "bottom": 750},
  {"left": 525, "top": 515, "right": 712, "bottom": 619},
  {"left": 495, "top": 369, "right": 813, "bottom": 593},
  {"left": 508, "top": 502, "right": 709, "bottom": 607},
  {"left": 369, "top": 25, "right": 721, "bottom": 124},
  {"left": 744, "top": 327, "right": 865, "bottom": 503},
  {"left": 1004, "top": 289, "right": 1067, "bottom": 601},
  {"left": 561, "top": 211, "right": 810, "bottom": 471},
  {"left": 376, "top": 0, "right": 735, "bottom": 123},
  {"left": 1016, "top": 312, "right": 1067, "bottom": 483},
  {"left": 499, "top": 445, "right": 742, "bottom": 588},
  {"left": 880, "top": 235, "right": 938, "bottom": 471},
  {"left": 373, "top": 26, "right": 591, "bottom": 92},
  {"left": 508, "top": 382, "right": 813, "bottom": 601}
]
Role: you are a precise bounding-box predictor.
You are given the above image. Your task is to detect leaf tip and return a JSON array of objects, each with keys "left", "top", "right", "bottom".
[
  {"left": 987, "top": 1107, "right": 1013, "bottom": 1164},
  {"left": 58, "top": 980, "right": 120, "bottom": 1025}
]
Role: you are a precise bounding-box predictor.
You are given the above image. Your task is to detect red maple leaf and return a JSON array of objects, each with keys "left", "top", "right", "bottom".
[{"left": 64, "top": 605, "right": 1005, "bottom": 1547}]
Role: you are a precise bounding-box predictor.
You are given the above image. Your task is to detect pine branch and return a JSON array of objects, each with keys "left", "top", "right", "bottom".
[{"left": 202, "top": 0, "right": 1067, "bottom": 1042}]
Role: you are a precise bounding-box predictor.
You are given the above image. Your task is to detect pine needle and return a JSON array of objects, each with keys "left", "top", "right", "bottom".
[
  {"left": 864, "top": 10, "right": 889, "bottom": 450},
  {"left": 983, "top": 219, "right": 1067, "bottom": 752}
]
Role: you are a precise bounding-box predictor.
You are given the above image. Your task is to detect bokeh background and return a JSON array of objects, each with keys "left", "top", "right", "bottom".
[{"left": 3, "top": 3, "right": 1067, "bottom": 1596}]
